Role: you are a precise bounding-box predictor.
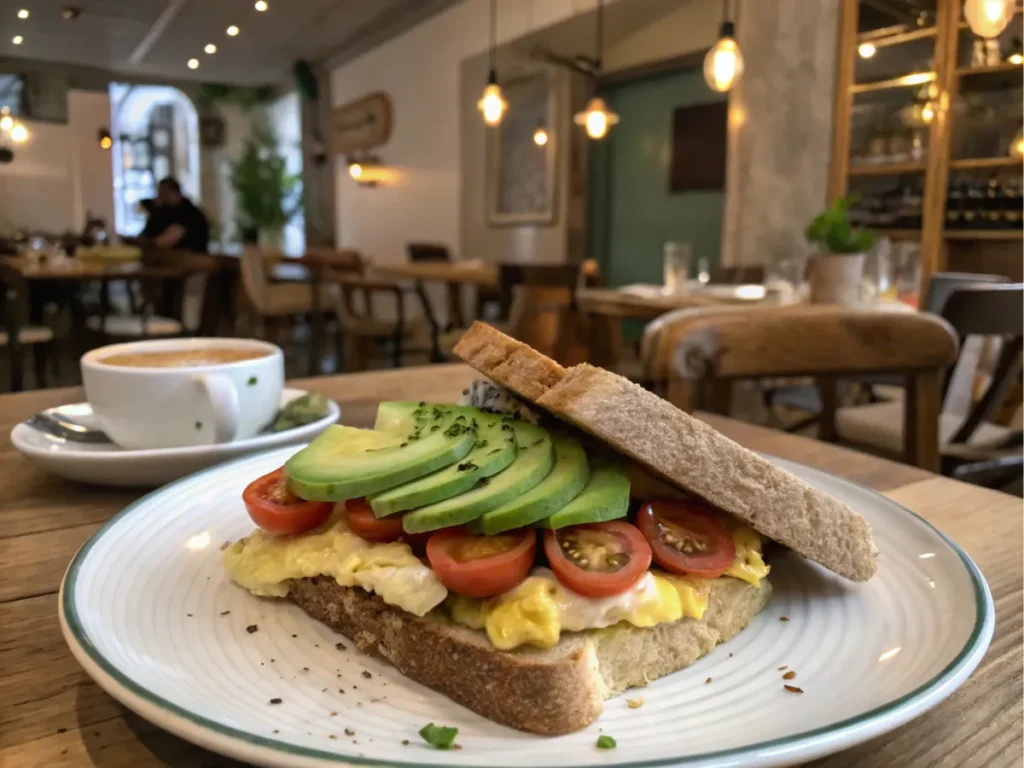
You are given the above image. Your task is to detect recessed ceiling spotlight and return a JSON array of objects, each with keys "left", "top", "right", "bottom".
[
  {"left": 12, "top": 35, "right": 23, "bottom": 45},
  {"left": 62, "top": 6, "right": 82, "bottom": 20},
  {"left": 17, "top": 9, "right": 29, "bottom": 19},
  {"left": 226, "top": 25, "right": 240, "bottom": 36},
  {"left": 204, "top": 43, "right": 217, "bottom": 54},
  {"left": 254, "top": 1, "right": 268, "bottom": 11},
  {"left": 187, "top": 58, "right": 199, "bottom": 69}
]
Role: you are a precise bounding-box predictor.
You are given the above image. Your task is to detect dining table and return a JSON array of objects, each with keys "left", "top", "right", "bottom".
[{"left": 1, "top": 364, "right": 1020, "bottom": 768}]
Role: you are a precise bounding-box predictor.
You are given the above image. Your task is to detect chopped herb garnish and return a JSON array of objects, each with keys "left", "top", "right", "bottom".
[
  {"left": 345, "top": 728, "right": 356, "bottom": 736},
  {"left": 431, "top": 407, "right": 443, "bottom": 420},
  {"left": 457, "top": 462, "right": 478, "bottom": 472},
  {"left": 474, "top": 439, "right": 488, "bottom": 449},
  {"left": 419, "top": 723, "right": 458, "bottom": 750},
  {"left": 501, "top": 423, "right": 514, "bottom": 432},
  {"left": 400, "top": 442, "right": 408, "bottom": 448},
  {"left": 430, "top": 425, "right": 440, "bottom": 432},
  {"left": 596, "top": 735, "right": 617, "bottom": 749},
  {"left": 478, "top": 477, "right": 490, "bottom": 486},
  {"left": 488, "top": 448, "right": 501, "bottom": 455},
  {"left": 529, "top": 440, "right": 544, "bottom": 447},
  {"left": 335, "top": 642, "right": 346, "bottom": 651},
  {"left": 247, "top": 375, "right": 258, "bottom": 386},
  {"left": 362, "top": 670, "right": 372, "bottom": 679},
  {"left": 418, "top": 401, "right": 426, "bottom": 407},
  {"left": 195, "top": 421, "right": 202, "bottom": 430}
]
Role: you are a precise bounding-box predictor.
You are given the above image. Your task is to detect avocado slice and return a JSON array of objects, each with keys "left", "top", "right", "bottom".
[
  {"left": 536, "top": 465, "right": 630, "bottom": 529},
  {"left": 285, "top": 402, "right": 476, "bottom": 501},
  {"left": 471, "top": 437, "right": 590, "bottom": 535},
  {"left": 401, "top": 420, "right": 554, "bottom": 534},
  {"left": 368, "top": 410, "right": 517, "bottom": 517}
]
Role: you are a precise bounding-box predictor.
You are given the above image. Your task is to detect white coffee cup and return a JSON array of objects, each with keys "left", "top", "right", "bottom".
[{"left": 81, "top": 338, "right": 285, "bottom": 450}]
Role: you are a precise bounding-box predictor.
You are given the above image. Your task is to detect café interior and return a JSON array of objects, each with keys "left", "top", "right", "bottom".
[{"left": 2, "top": 2, "right": 1024, "bottom": 766}]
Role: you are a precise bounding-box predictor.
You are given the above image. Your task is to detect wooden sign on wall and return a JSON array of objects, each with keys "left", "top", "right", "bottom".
[{"left": 330, "top": 92, "right": 393, "bottom": 155}]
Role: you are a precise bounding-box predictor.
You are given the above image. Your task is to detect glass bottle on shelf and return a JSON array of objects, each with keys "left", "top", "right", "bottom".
[
  {"left": 964, "top": 181, "right": 986, "bottom": 229},
  {"left": 984, "top": 176, "right": 1002, "bottom": 229},
  {"left": 947, "top": 181, "right": 966, "bottom": 230},
  {"left": 1004, "top": 177, "right": 1022, "bottom": 229}
]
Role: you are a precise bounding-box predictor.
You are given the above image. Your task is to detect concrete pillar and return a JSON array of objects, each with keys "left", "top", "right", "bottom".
[{"left": 721, "top": 0, "right": 840, "bottom": 267}]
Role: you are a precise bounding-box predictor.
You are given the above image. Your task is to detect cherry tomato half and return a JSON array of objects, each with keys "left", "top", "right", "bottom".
[
  {"left": 426, "top": 527, "right": 536, "bottom": 598},
  {"left": 345, "top": 498, "right": 405, "bottom": 542},
  {"left": 543, "top": 521, "right": 652, "bottom": 598},
  {"left": 636, "top": 499, "right": 736, "bottom": 578},
  {"left": 243, "top": 468, "right": 332, "bottom": 535}
]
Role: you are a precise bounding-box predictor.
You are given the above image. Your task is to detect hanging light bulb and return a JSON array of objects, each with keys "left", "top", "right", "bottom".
[
  {"left": 858, "top": 42, "right": 877, "bottom": 58},
  {"left": 0, "top": 107, "right": 12, "bottom": 133},
  {"left": 10, "top": 122, "right": 29, "bottom": 143},
  {"left": 574, "top": 97, "right": 619, "bottom": 140},
  {"left": 349, "top": 161, "right": 363, "bottom": 180},
  {"left": 533, "top": 122, "right": 549, "bottom": 146},
  {"left": 478, "top": 0, "right": 505, "bottom": 126},
  {"left": 963, "top": 0, "right": 1014, "bottom": 38},
  {"left": 1010, "top": 124, "right": 1024, "bottom": 159},
  {"left": 704, "top": 24, "right": 743, "bottom": 91}
]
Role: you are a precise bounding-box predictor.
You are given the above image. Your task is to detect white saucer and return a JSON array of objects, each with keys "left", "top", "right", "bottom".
[{"left": 10, "top": 388, "right": 340, "bottom": 487}]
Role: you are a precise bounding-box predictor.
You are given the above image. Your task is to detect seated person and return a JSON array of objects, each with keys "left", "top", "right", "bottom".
[{"left": 139, "top": 177, "right": 210, "bottom": 253}]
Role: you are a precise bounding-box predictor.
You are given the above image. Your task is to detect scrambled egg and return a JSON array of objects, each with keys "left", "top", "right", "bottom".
[
  {"left": 223, "top": 511, "right": 447, "bottom": 617},
  {"left": 448, "top": 525, "right": 769, "bottom": 650}
]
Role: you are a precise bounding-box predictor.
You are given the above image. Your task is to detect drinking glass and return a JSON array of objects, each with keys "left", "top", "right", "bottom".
[{"left": 663, "top": 242, "right": 692, "bottom": 294}]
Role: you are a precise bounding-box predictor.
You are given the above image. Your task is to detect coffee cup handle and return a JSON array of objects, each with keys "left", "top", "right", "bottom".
[{"left": 195, "top": 373, "right": 240, "bottom": 443}]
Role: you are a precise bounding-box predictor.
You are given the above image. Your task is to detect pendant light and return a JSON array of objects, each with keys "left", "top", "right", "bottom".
[
  {"left": 704, "top": 0, "right": 744, "bottom": 93},
  {"left": 533, "top": 121, "right": 549, "bottom": 146},
  {"left": 478, "top": 0, "right": 506, "bottom": 126},
  {"left": 963, "top": 0, "right": 1014, "bottom": 39},
  {"left": 573, "top": 0, "right": 619, "bottom": 140}
]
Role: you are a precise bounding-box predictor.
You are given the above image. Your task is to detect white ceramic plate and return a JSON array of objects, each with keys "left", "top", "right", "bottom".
[
  {"left": 60, "top": 448, "right": 993, "bottom": 768},
  {"left": 11, "top": 389, "right": 339, "bottom": 487}
]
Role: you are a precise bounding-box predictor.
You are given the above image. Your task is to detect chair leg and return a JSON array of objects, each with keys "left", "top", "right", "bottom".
[
  {"left": 392, "top": 333, "right": 404, "bottom": 368},
  {"left": 9, "top": 345, "right": 24, "bottom": 392},
  {"left": 32, "top": 343, "right": 48, "bottom": 389}
]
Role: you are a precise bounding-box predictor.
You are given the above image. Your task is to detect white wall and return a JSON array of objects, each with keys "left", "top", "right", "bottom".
[
  {"left": 265, "top": 91, "right": 305, "bottom": 256},
  {"left": 68, "top": 90, "right": 115, "bottom": 231},
  {"left": 330, "top": 0, "right": 609, "bottom": 264},
  {"left": 0, "top": 89, "right": 114, "bottom": 235}
]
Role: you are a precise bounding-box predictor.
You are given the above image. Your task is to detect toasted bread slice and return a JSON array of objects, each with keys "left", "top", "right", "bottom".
[
  {"left": 289, "top": 575, "right": 771, "bottom": 735},
  {"left": 453, "top": 321, "right": 567, "bottom": 402},
  {"left": 454, "top": 322, "right": 877, "bottom": 582}
]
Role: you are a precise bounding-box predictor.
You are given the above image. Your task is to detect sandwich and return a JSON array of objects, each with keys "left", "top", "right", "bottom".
[{"left": 224, "top": 322, "right": 877, "bottom": 735}]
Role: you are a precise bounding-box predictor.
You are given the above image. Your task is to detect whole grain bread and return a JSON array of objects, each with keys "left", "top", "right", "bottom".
[
  {"left": 452, "top": 322, "right": 567, "bottom": 402},
  {"left": 454, "top": 322, "right": 878, "bottom": 582},
  {"left": 289, "top": 575, "right": 771, "bottom": 735}
]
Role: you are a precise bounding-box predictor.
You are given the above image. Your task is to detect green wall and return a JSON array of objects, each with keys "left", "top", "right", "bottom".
[{"left": 588, "top": 67, "right": 726, "bottom": 288}]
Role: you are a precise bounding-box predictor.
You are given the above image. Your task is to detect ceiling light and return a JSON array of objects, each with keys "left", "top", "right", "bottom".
[
  {"left": 1010, "top": 52, "right": 1024, "bottom": 65},
  {"left": 963, "top": 0, "right": 1014, "bottom": 38},
  {"left": 533, "top": 123, "right": 549, "bottom": 146},
  {"left": 704, "top": 2, "right": 743, "bottom": 94},
  {"left": 227, "top": 25, "right": 240, "bottom": 36},
  {"left": 204, "top": 43, "right": 217, "bottom": 54},
  {"left": 10, "top": 122, "right": 28, "bottom": 143},
  {"left": 12, "top": 35, "right": 23, "bottom": 45},
  {"left": 574, "top": 97, "right": 619, "bottom": 140},
  {"left": 255, "top": 1, "right": 268, "bottom": 10},
  {"left": 187, "top": 58, "right": 199, "bottom": 69},
  {"left": 858, "top": 42, "right": 877, "bottom": 58},
  {"left": 0, "top": 115, "right": 12, "bottom": 132},
  {"left": 17, "top": 9, "right": 28, "bottom": 19}
]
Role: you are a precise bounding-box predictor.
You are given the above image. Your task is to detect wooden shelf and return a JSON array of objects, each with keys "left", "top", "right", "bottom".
[
  {"left": 857, "top": 25, "right": 937, "bottom": 48},
  {"left": 944, "top": 229, "right": 1023, "bottom": 241},
  {"left": 851, "top": 72, "right": 936, "bottom": 94},
  {"left": 949, "top": 157, "right": 1023, "bottom": 171},
  {"left": 849, "top": 161, "right": 927, "bottom": 176},
  {"left": 956, "top": 62, "right": 1024, "bottom": 92}
]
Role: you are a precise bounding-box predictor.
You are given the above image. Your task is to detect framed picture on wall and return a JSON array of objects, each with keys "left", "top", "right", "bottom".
[
  {"left": 670, "top": 101, "right": 727, "bottom": 193},
  {"left": 487, "top": 71, "right": 558, "bottom": 226}
]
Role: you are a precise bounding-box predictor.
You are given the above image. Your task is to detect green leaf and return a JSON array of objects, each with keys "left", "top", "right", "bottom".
[
  {"left": 805, "top": 193, "right": 875, "bottom": 253},
  {"left": 596, "top": 735, "right": 617, "bottom": 749},
  {"left": 419, "top": 723, "right": 458, "bottom": 750}
]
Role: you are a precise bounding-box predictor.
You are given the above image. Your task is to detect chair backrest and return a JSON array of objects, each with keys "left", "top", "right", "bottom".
[
  {"left": 238, "top": 246, "right": 272, "bottom": 312},
  {"left": 307, "top": 247, "right": 364, "bottom": 274},
  {"left": 407, "top": 243, "right": 450, "bottom": 263},
  {"left": 708, "top": 265, "right": 765, "bottom": 285},
  {"left": 937, "top": 284, "right": 1024, "bottom": 445},
  {"left": 923, "top": 271, "right": 1009, "bottom": 315}
]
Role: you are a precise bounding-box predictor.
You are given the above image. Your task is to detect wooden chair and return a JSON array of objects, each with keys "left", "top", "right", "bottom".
[
  {"left": 836, "top": 284, "right": 1023, "bottom": 486},
  {"left": 649, "top": 305, "right": 959, "bottom": 471},
  {"left": 0, "top": 261, "right": 56, "bottom": 391},
  {"left": 311, "top": 251, "right": 428, "bottom": 371}
]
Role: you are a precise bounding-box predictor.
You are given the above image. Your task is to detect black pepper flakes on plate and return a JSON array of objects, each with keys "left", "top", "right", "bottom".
[
  {"left": 402, "top": 739, "right": 410, "bottom": 746},
  {"left": 246, "top": 624, "right": 259, "bottom": 634},
  {"left": 704, "top": 677, "right": 712, "bottom": 684},
  {"left": 362, "top": 671, "right": 372, "bottom": 679},
  {"left": 335, "top": 642, "right": 346, "bottom": 651},
  {"left": 269, "top": 698, "right": 282, "bottom": 705},
  {"left": 345, "top": 728, "right": 356, "bottom": 736},
  {"left": 220, "top": 611, "right": 231, "bottom": 616},
  {"left": 779, "top": 616, "right": 790, "bottom": 622}
]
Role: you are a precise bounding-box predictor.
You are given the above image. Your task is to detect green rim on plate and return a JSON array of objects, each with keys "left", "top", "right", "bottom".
[{"left": 60, "top": 452, "right": 994, "bottom": 768}]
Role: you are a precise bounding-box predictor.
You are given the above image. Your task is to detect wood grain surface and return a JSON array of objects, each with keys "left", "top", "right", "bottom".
[{"left": 1, "top": 364, "right": 1020, "bottom": 767}]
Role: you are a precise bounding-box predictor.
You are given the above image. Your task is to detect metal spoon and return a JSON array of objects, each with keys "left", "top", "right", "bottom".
[{"left": 25, "top": 412, "right": 113, "bottom": 444}]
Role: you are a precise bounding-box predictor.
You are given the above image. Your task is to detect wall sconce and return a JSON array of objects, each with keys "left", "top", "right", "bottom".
[
  {"left": 98, "top": 128, "right": 112, "bottom": 150},
  {"left": 347, "top": 154, "right": 387, "bottom": 186}
]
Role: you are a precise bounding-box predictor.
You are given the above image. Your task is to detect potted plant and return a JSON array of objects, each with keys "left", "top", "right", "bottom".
[
  {"left": 804, "top": 194, "right": 877, "bottom": 305},
  {"left": 229, "top": 126, "right": 302, "bottom": 249}
]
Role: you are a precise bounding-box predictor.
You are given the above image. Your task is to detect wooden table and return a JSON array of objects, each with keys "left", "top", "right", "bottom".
[{"left": 1, "top": 365, "right": 1020, "bottom": 767}]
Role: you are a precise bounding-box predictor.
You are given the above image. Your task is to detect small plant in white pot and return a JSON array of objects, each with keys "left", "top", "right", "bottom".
[{"left": 804, "top": 194, "right": 877, "bottom": 305}]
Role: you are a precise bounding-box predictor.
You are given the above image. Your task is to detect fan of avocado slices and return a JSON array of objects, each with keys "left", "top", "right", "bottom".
[{"left": 284, "top": 402, "right": 630, "bottom": 530}]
